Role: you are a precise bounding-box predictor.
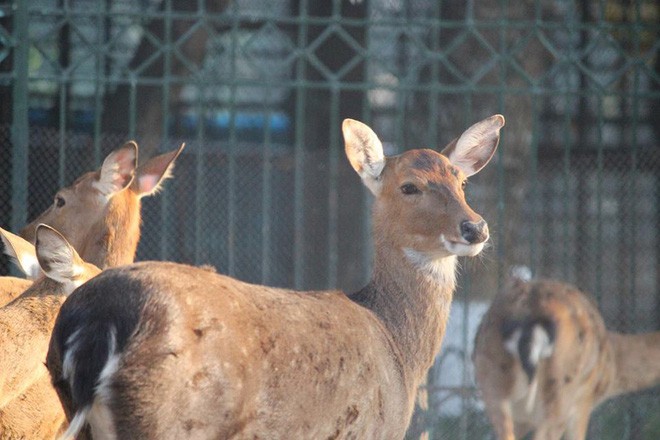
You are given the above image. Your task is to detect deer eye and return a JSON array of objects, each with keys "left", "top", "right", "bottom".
[
  {"left": 400, "top": 183, "right": 421, "bottom": 195},
  {"left": 461, "top": 180, "right": 468, "bottom": 190},
  {"left": 55, "top": 196, "right": 66, "bottom": 208}
]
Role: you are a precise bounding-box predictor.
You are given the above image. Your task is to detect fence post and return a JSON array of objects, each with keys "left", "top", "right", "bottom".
[{"left": 10, "top": 0, "right": 29, "bottom": 236}]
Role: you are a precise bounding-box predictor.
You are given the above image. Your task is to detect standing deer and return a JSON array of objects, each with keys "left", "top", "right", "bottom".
[
  {"left": 47, "top": 114, "right": 504, "bottom": 440},
  {"left": 473, "top": 271, "right": 660, "bottom": 440},
  {"left": 0, "top": 141, "right": 184, "bottom": 308},
  {"left": 0, "top": 142, "right": 184, "bottom": 439},
  {"left": 0, "top": 225, "right": 101, "bottom": 439}
]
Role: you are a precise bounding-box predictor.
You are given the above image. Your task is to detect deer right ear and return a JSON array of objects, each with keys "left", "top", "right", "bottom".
[
  {"left": 94, "top": 141, "right": 138, "bottom": 198},
  {"left": 134, "top": 143, "right": 185, "bottom": 198},
  {"left": 0, "top": 227, "right": 40, "bottom": 279},
  {"left": 35, "top": 224, "right": 86, "bottom": 291},
  {"left": 342, "top": 119, "right": 386, "bottom": 195},
  {"left": 441, "top": 114, "right": 504, "bottom": 177}
]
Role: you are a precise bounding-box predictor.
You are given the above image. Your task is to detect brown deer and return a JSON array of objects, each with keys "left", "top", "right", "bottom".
[
  {"left": 0, "top": 225, "right": 101, "bottom": 439},
  {"left": 0, "top": 141, "right": 184, "bottom": 307},
  {"left": 19, "top": 141, "right": 185, "bottom": 268},
  {"left": 473, "top": 270, "right": 660, "bottom": 440},
  {"left": 47, "top": 114, "right": 504, "bottom": 440},
  {"left": 0, "top": 142, "right": 184, "bottom": 439}
]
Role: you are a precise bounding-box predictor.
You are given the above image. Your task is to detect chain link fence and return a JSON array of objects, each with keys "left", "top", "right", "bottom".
[{"left": 1, "top": 0, "right": 659, "bottom": 438}]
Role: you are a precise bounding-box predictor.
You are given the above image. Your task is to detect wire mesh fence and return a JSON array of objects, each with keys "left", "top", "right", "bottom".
[{"left": 1, "top": 0, "right": 659, "bottom": 438}]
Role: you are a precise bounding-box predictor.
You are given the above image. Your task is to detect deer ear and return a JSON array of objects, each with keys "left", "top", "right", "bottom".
[
  {"left": 342, "top": 119, "right": 386, "bottom": 195},
  {"left": 0, "top": 227, "right": 40, "bottom": 279},
  {"left": 35, "top": 224, "right": 87, "bottom": 293},
  {"left": 134, "top": 143, "right": 185, "bottom": 198},
  {"left": 95, "top": 141, "right": 138, "bottom": 197},
  {"left": 441, "top": 114, "right": 504, "bottom": 177}
]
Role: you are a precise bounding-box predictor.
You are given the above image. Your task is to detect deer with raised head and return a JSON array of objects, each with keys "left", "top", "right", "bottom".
[
  {"left": 0, "top": 142, "right": 184, "bottom": 439},
  {"left": 0, "top": 141, "right": 184, "bottom": 308},
  {"left": 473, "top": 270, "right": 660, "bottom": 440},
  {"left": 47, "top": 114, "right": 504, "bottom": 440},
  {"left": 0, "top": 225, "right": 101, "bottom": 439},
  {"left": 19, "top": 141, "right": 185, "bottom": 268}
]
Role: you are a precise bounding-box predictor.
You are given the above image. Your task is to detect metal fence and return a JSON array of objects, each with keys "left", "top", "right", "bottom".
[{"left": 1, "top": 0, "right": 659, "bottom": 438}]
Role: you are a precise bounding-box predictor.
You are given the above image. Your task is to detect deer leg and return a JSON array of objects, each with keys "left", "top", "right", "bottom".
[
  {"left": 484, "top": 400, "right": 516, "bottom": 440},
  {"left": 565, "top": 400, "right": 592, "bottom": 440}
]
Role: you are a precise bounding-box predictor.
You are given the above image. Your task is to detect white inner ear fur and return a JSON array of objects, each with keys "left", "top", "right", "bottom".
[
  {"left": 343, "top": 119, "right": 386, "bottom": 195},
  {"left": 447, "top": 115, "right": 503, "bottom": 177},
  {"left": 94, "top": 148, "right": 136, "bottom": 198}
]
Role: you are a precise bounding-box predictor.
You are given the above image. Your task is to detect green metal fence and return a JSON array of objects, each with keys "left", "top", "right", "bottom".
[{"left": 1, "top": 0, "right": 659, "bottom": 438}]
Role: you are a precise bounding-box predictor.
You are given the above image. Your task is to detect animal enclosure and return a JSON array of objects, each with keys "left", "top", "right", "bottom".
[{"left": 1, "top": 0, "right": 658, "bottom": 438}]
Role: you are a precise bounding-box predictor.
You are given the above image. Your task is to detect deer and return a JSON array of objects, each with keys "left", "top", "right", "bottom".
[
  {"left": 47, "top": 114, "right": 504, "bottom": 439},
  {"left": 0, "top": 225, "right": 101, "bottom": 439},
  {"left": 0, "top": 141, "right": 184, "bottom": 308},
  {"left": 0, "top": 142, "right": 184, "bottom": 439},
  {"left": 472, "top": 269, "right": 660, "bottom": 440}
]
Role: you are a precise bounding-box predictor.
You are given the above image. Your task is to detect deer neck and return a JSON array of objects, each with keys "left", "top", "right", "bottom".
[
  {"left": 352, "top": 242, "right": 457, "bottom": 390},
  {"left": 81, "top": 191, "right": 141, "bottom": 268},
  {"left": 604, "top": 331, "right": 660, "bottom": 400}
]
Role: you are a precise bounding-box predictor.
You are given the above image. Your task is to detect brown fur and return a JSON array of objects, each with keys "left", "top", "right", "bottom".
[
  {"left": 473, "top": 277, "right": 660, "bottom": 440},
  {"left": 0, "top": 229, "right": 100, "bottom": 440},
  {"left": 0, "top": 144, "right": 183, "bottom": 439},
  {"left": 0, "top": 277, "right": 33, "bottom": 307},
  {"left": 48, "top": 115, "right": 504, "bottom": 439}
]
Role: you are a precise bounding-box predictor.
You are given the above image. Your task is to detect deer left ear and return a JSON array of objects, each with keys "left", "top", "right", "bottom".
[{"left": 441, "top": 114, "right": 505, "bottom": 177}]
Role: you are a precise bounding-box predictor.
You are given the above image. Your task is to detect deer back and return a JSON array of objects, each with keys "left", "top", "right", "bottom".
[{"left": 48, "top": 115, "right": 504, "bottom": 440}]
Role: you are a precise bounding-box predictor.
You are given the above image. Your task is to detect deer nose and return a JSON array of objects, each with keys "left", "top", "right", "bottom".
[{"left": 460, "top": 220, "right": 488, "bottom": 244}]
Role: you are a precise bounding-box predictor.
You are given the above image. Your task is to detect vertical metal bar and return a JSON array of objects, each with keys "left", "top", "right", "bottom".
[
  {"left": 128, "top": 76, "right": 137, "bottom": 139},
  {"left": 529, "top": 95, "right": 539, "bottom": 272},
  {"left": 58, "top": 75, "right": 67, "bottom": 187},
  {"left": 261, "top": 90, "right": 273, "bottom": 284},
  {"left": 594, "top": 96, "right": 604, "bottom": 302},
  {"left": 293, "top": 0, "right": 309, "bottom": 289},
  {"left": 193, "top": 0, "right": 207, "bottom": 265},
  {"left": 628, "top": 3, "right": 640, "bottom": 329},
  {"left": 496, "top": 0, "right": 508, "bottom": 291},
  {"left": 10, "top": 0, "right": 30, "bottom": 234},
  {"left": 561, "top": 89, "right": 572, "bottom": 280},
  {"left": 92, "top": 0, "right": 109, "bottom": 165},
  {"left": 193, "top": 80, "right": 206, "bottom": 265},
  {"left": 226, "top": 0, "right": 238, "bottom": 276},
  {"left": 428, "top": 3, "right": 440, "bottom": 157},
  {"left": 58, "top": 0, "right": 69, "bottom": 187},
  {"left": 327, "top": 87, "right": 339, "bottom": 288},
  {"left": 160, "top": 0, "right": 173, "bottom": 260},
  {"left": 627, "top": 6, "right": 642, "bottom": 436}
]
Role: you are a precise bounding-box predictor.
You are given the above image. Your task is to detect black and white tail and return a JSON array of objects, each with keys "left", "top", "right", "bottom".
[
  {"left": 502, "top": 317, "right": 556, "bottom": 412},
  {"left": 58, "top": 320, "right": 120, "bottom": 440},
  {"left": 51, "top": 271, "right": 146, "bottom": 440}
]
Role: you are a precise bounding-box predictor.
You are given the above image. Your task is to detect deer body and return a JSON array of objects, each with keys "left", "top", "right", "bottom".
[
  {"left": 0, "top": 227, "right": 100, "bottom": 418},
  {"left": 473, "top": 276, "right": 660, "bottom": 440},
  {"left": 48, "top": 115, "right": 504, "bottom": 439},
  {"left": 0, "top": 143, "right": 184, "bottom": 439}
]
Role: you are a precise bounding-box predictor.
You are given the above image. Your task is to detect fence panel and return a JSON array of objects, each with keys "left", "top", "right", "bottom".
[{"left": 1, "top": 0, "right": 658, "bottom": 438}]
